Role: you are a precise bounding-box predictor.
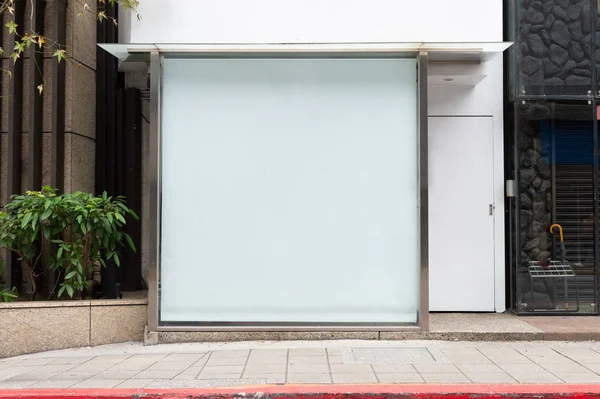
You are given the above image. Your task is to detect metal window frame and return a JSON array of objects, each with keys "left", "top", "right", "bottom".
[{"left": 147, "top": 50, "right": 429, "bottom": 332}]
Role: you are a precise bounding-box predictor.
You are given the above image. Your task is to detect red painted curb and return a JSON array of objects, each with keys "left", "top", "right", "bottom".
[{"left": 2, "top": 385, "right": 600, "bottom": 399}]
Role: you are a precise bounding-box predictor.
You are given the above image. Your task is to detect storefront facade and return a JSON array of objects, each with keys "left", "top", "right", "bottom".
[
  {"left": 506, "top": 0, "right": 600, "bottom": 315},
  {"left": 106, "top": 0, "right": 511, "bottom": 331}
]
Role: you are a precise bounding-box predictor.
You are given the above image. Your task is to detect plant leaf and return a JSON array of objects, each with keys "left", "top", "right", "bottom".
[
  {"left": 21, "top": 212, "right": 32, "bottom": 228},
  {"left": 53, "top": 49, "right": 66, "bottom": 63},
  {"left": 5, "top": 21, "right": 17, "bottom": 35},
  {"left": 40, "top": 208, "right": 52, "bottom": 221}
]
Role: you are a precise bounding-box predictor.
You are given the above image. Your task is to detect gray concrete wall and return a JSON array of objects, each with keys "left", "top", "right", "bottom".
[
  {"left": 0, "top": 0, "right": 97, "bottom": 207},
  {"left": 0, "top": 298, "right": 147, "bottom": 358}
]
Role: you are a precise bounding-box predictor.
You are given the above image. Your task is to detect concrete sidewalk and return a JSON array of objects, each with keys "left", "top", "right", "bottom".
[{"left": 3, "top": 340, "right": 600, "bottom": 388}]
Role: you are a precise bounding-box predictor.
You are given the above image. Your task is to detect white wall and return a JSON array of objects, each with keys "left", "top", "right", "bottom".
[
  {"left": 127, "top": 0, "right": 507, "bottom": 312},
  {"left": 429, "top": 57, "right": 506, "bottom": 312},
  {"left": 126, "top": 0, "right": 502, "bottom": 44}
]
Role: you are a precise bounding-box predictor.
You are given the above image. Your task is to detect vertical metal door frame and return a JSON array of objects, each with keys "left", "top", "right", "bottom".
[
  {"left": 417, "top": 51, "right": 429, "bottom": 330},
  {"left": 147, "top": 51, "right": 162, "bottom": 331}
]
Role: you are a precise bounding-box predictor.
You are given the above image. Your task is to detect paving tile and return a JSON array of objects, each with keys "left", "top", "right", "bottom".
[
  {"left": 210, "top": 350, "right": 250, "bottom": 358},
  {"left": 5, "top": 358, "right": 56, "bottom": 367},
  {"left": 287, "top": 364, "right": 330, "bottom": 374},
  {"left": 148, "top": 378, "right": 265, "bottom": 388},
  {"left": 54, "top": 371, "right": 100, "bottom": 380},
  {"left": 247, "top": 357, "right": 287, "bottom": 365},
  {"left": 146, "top": 361, "right": 194, "bottom": 371},
  {"left": 115, "top": 379, "right": 155, "bottom": 388},
  {"left": 16, "top": 364, "right": 76, "bottom": 375},
  {"left": 110, "top": 359, "right": 163, "bottom": 371},
  {"left": 250, "top": 349, "right": 288, "bottom": 357},
  {"left": 126, "top": 354, "right": 166, "bottom": 361},
  {"left": 414, "top": 364, "right": 460, "bottom": 373},
  {"left": 582, "top": 363, "right": 600, "bottom": 373},
  {"left": 8, "top": 370, "right": 61, "bottom": 381},
  {"left": 173, "top": 367, "right": 203, "bottom": 380},
  {"left": 327, "top": 348, "right": 341, "bottom": 356},
  {"left": 330, "top": 364, "right": 374, "bottom": 374},
  {"left": 0, "top": 366, "right": 41, "bottom": 381},
  {"left": 353, "top": 348, "right": 434, "bottom": 364},
  {"left": 163, "top": 353, "right": 207, "bottom": 362},
  {"left": 78, "top": 362, "right": 121, "bottom": 372},
  {"left": 71, "top": 379, "right": 125, "bottom": 388},
  {"left": 51, "top": 357, "right": 94, "bottom": 365},
  {"left": 93, "top": 370, "right": 141, "bottom": 379},
  {"left": 0, "top": 380, "right": 37, "bottom": 388},
  {"left": 456, "top": 363, "right": 503, "bottom": 373},
  {"left": 539, "top": 362, "right": 590, "bottom": 373},
  {"left": 376, "top": 373, "right": 424, "bottom": 383},
  {"left": 554, "top": 373, "right": 600, "bottom": 383},
  {"left": 28, "top": 380, "right": 81, "bottom": 388},
  {"left": 205, "top": 357, "right": 248, "bottom": 366},
  {"left": 517, "top": 348, "right": 570, "bottom": 364},
  {"left": 78, "top": 356, "right": 131, "bottom": 372},
  {"left": 288, "top": 356, "right": 328, "bottom": 365},
  {"left": 201, "top": 365, "right": 244, "bottom": 375},
  {"left": 555, "top": 348, "right": 600, "bottom": 364},
  {"left": 478, "top": 348, "right": 533, "bottom": 364},
  {"left": 508, "top": 372, "right": 562, "bottom": 383},
  {"left": 133, "top": 369, "right": 182, "bottom": 379},
  {"left": 90, "top": 355, "right": 132, "bottom": 363},
  {"left": 327, "top": 356, "right": 343, "bottom": 364},
  {"left": 197, "top": 373, "right": 244, "bottom": 379},
  {"left": 421, "top": 373, "right": 470, "bottom": 383},
  {"left": 243, "top": 373, "right": 286, "bottom": 384},
  {"left": 498, "top": 363, "right": 546, "bottom": 373},
  {"left": 442, "top": 348, "right": 482, "bottom": 356},
  {"left": 372, "top": 364, "right": 417, "bottom": 373},
  {"left": 244, "top": 364, "right": 287, "bottom": 374},
  {"left": 192, "top": 358, "right": 209, "bottom": 367},
  {"left": 464, "top": 373, "right": 517, "bottom": 383},
  {"left": 289, "top": 348, "right": 327, "bottom": 356},
  {"left": 332, "top": 373, "right": 377, "bottom": 383},
  {"left": 287, "top": 374, "right": 332, "bottom": 384},
  {"left": 441, "top": 354, "right": 491, "bottom": 364}
]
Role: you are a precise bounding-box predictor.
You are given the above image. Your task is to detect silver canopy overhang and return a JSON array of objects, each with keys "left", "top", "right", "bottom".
[{"left": 99, "top": 42, "right": 513, "bottom": 68}]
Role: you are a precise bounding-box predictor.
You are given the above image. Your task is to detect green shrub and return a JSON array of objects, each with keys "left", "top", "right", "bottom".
[{"left": 0, "top": 186, "right": 138, "bottom": 300}]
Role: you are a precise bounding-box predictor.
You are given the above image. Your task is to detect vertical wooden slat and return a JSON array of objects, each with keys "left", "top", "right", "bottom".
[
  {"left": 95, "top": 0, "right": 107, "bottom": 195},
  {"left": 97, "top": 1, "right": 121, "bottom": 297},
  {"left": 6, "top": 0, "right": 26, "bottom": 290},
  {"left": 29, "top": 0, "right": 46, "bottom": 191},
  {"left": 122, "top": 88, "right": 142, "bottom": 291},
  {"left": 51, "top": 0, "right": 67, "bottom": 192}
]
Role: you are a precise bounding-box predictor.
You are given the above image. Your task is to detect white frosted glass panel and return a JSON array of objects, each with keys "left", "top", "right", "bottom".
[{"left": 160, "top": 58, "right": 418, "bottom": 323}]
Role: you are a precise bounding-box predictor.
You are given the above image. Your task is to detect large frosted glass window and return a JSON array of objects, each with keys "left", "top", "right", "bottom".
[{"left": 160, "top": 58, "right": 419, "bottom": 324}]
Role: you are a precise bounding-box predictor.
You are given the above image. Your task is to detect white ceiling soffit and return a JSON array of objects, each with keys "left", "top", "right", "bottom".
[{"left": 99, "top": 42, "right": 513, "bottom": 63}]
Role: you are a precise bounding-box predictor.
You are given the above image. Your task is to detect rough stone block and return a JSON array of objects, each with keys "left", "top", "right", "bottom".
[
  {"left": 90, "top": 304, "right": 146, "bottom": 346},
  {"left": 0, "top": 302, "right": 90, "bottom": 358}
]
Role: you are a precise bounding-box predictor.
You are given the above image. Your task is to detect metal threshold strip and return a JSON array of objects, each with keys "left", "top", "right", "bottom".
[{"left": 99, "top": 42, "right": 513, "bottom": 63}]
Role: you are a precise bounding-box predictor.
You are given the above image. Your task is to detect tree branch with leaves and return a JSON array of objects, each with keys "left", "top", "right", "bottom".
[{"left": 0, "top": 0, "right": 139, "bottom": 90}]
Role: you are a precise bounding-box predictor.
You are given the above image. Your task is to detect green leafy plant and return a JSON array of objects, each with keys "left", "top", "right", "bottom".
[
  {"left": 0, "top": 262, "right": 17, "bottom": 302},
  {"left": 0, "top": 186, "right": 138, "bottom": 300}
]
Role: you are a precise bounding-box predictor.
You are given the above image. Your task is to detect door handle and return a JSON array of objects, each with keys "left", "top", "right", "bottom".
[{"left": 489, "top": 204, "right": 495, "bottom": 216}]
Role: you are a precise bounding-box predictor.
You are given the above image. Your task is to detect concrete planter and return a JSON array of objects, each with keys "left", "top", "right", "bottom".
[{"left": 0, "top": 296, "right": 147, "bottom": 358}]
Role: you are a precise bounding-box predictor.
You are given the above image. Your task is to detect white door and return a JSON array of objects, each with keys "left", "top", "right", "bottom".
[{"left": 429, "top": 116, "right": 495, "bottom": 311}]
